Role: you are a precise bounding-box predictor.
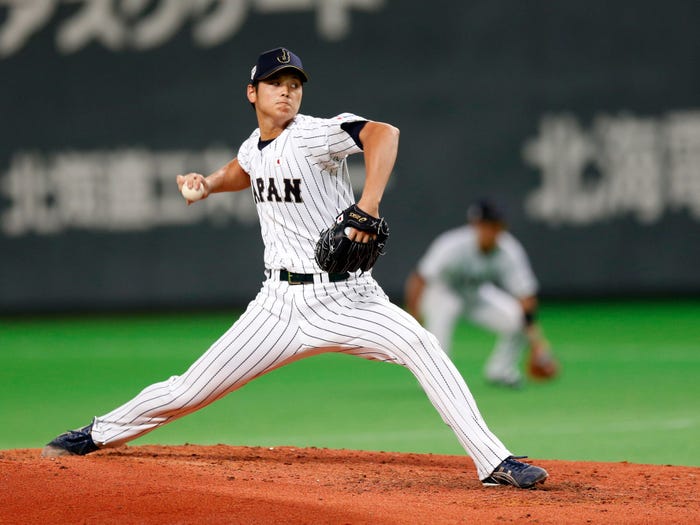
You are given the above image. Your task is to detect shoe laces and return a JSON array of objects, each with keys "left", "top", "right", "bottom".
[
  {"left": 501, "top": 455, "right": 530, "bottom": 471},
  {"left": 64, "top": 424, "right": 92, "bottom": 439}
]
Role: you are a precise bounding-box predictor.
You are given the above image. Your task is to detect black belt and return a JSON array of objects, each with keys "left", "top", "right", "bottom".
[{"left": 277, "top": 269, "right": 350, "bottom": 285}]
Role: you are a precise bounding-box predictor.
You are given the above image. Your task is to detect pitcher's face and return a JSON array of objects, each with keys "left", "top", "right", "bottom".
[{"left": 248, "top": 73, "right": 303, "bottom": 121}]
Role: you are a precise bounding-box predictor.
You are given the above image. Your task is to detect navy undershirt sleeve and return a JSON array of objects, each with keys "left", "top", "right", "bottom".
[{"left": 340, "top": 120, "right": 368, "bottom": 149}]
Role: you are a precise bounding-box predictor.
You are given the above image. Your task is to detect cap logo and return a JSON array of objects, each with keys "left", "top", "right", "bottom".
[{"left": 276, "top": 49, "right": 291, "bottom": 64}]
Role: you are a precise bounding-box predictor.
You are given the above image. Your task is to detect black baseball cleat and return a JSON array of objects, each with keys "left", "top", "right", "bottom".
[
  {"left": 482, "top": 456, "right": 548, "bottom": 489},
  {"left": 41, "top": 423, "right": 100, "bottom": 457}
]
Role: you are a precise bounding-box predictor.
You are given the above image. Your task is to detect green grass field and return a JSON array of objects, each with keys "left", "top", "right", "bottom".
[{"left": 1, "top": 299, "right": 698, "bottom": 466}]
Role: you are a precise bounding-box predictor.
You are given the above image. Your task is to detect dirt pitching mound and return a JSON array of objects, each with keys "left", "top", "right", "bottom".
[{"left": 1, "top": 445, "right": 697, "bottom": 524}]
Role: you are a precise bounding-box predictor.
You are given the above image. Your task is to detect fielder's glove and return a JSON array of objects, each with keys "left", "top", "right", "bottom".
[
  {"left": 315, "top": 204, "right": 389, "bottom": 273},
  {"left": 527, "top": 347, "right": 559, "bottom": 380}
]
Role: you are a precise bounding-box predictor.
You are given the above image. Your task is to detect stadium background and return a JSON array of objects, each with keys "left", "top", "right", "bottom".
[{"left": 1, "top": 1, "right": 698, "bottom": 466}]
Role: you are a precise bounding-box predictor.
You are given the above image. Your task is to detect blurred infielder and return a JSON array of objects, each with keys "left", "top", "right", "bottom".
[
  {"left": 405, "top": 199, "right": 558, "bottom": 387},
  {"left": 42, "top": 48, "right": 548, "bottom": 488}
]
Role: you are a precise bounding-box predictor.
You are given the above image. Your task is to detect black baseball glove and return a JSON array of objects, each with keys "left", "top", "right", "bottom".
[{"left": 315, "top": 204, "right": 390, "bottom": 273}]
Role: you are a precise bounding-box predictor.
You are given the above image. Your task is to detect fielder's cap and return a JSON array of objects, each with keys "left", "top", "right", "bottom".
[
  {"left": 250, "top": 47, "right": 309, "bottom": 84},
  {"left": 467, "top": 199, "right": 506, "bottom": 223}
]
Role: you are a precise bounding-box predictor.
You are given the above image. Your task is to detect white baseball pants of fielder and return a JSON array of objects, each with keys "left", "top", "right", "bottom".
[
  {"left": 420, "top": 281, "right": 527, "bottom": 385},
  {"left": 91, "top": 273, "right": 512, "bottom": 479}
]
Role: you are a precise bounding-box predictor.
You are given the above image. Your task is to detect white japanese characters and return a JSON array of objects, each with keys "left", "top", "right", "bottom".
[
  {"left": 524, "top": 110, "right": 700, "bottom": 225},
  {"left": 0, "top": 147, "right": 259, "bottom": 236}
]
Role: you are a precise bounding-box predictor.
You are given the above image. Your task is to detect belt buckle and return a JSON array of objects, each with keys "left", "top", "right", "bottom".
[{"left": 286, "top": 271, "right": 303, "bottom": 285}]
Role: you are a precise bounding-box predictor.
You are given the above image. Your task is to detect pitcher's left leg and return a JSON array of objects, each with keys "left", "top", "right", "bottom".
[{"left": 297, "top": 278, "right": 511, "bottom": 479}]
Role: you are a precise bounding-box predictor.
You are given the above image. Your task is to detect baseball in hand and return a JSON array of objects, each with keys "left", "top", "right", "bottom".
[{"left": 181, "top": 182, "right": 205, "bottom": 202}]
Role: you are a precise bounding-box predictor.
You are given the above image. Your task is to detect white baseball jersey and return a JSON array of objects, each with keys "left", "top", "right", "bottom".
[
  {"left": 90, "top": 113, "right": 513, "bottom": 480},
  {"left": 237, "top": 113, "right": 362, "bottom": 273},
  {"left": 418, "top": 225, "right": 538, "bottom": 300}
]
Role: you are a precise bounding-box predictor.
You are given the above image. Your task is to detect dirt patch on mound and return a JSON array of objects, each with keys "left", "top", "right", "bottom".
[{"left": 1, "top": 445, "right": 697, "bottom": 524}]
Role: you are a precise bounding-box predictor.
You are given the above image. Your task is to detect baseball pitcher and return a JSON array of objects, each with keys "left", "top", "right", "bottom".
[{"left": 42, "top": 48, "right": 548, "bottom": 489}]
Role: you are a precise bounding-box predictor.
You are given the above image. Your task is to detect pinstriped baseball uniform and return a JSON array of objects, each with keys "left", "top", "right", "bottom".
[
  {"left": 418, "top": 225, "right": 538, "bottom": 384},
  {"left": 90, "top": 113, "right": 512, "bottom": 480},
  {"left": 241, "top": 113, "right": 361, "bottom": 273}
]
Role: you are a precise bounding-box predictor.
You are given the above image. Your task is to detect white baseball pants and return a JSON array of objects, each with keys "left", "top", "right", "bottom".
[
  {"left": 91, "top": 273, "right": 511, "bottom": 479},
  {"left": 420, "top": 281, "right": 527, "bottom": 384}
]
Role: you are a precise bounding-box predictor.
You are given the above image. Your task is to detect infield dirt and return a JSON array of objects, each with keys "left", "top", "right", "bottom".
[{"left": 1, "top": 445, "right": 697, "bottom": 524}]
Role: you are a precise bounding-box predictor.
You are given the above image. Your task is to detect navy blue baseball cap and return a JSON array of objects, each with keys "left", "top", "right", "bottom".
[
  {"left": 467, "top": 199, "right": 506, "bottom": 223},
  {"left": 250, "top": 47, "right": 309, "bottom": 84}
]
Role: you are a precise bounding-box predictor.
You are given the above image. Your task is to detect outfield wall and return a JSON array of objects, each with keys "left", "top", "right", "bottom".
[{"left": 1, "top": 1, "right": 698, "bottom": 311}]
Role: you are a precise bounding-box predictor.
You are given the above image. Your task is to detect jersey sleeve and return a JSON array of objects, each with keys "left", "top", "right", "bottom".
[
  {"left": 499, "top": 234, "right": 539, "bottom": 297},
  {"left": 236, "top": 134, "right": 256, "bottom": 176},
  {"left": 326, "top": 113, "right": 367, "bottom": 159},
  {"left": 417, "top": 232, "right": 461, "bottom": 283}
]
